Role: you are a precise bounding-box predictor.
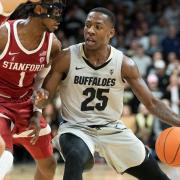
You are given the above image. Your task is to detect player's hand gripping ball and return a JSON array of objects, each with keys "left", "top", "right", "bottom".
[{"left": 155, "top": 127, "right": 180, "bottom": 167}]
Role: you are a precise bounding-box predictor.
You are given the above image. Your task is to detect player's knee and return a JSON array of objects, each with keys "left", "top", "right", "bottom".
[
  {"left": 45, "top": 158, "right": 56, "bottom": 176},
  {"left": 66, "top": 149, "right": 84, "bottom": 165},
  {"left": 38, "top": 157, "right": 56, "bottom": 177},
  {"left": 66, "top": 148, "right": 93, "bottom": 170}
]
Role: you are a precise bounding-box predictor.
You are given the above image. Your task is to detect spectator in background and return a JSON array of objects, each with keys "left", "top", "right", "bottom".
[
  {"left": 123, "top": 82, "right": 139, "bottom": 114},
  {"left": 111, "top": 33, "right": 127, "bottom": 53},
  {"left": 132, "top": 44, "right": 152, "bottom": 78},
  {"left": 161, "top": 25, "right": 180, "bottom": 59},
  {"left": 163, "top": 0, "right": 180, "bottom": 27},
  {"left": 135, "top": 104, "right": 154, "bottom": 149},
  {"left": 153, "top": 59, "right": 169, "bottom": 93},
  {"left": 63, "top": 4, "right": 84, "bottom": 44},
  {"left": 164, "top": 73, "right": 180, "bottom": 114},
  {"left": 146, "top": 34, "right": 162, "bottom": 56},
  {"left": 166, "top": 52, "right": 180, "bottom": 75},
  {"left": 150, "top": 15, "right": 168, "bottom": 43},
  {"left": 126, "top": 39, "right": 139, "bottom": 57},
  {"left": 147, "top": 74, "right": 164, "bottom": 99},
  {"left": 146, "top": 51, "right": 164, "bottom": 76},
  {"left": 134, "top": 27, "right": 150, "bottom": 51},
  {"left": 122, "top": 104, "right": 136, "bottom": 133}
]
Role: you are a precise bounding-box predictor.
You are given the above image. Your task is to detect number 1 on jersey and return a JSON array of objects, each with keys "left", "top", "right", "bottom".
[{"left": 18, "top": 72, "right": 25, "bottom": 87}]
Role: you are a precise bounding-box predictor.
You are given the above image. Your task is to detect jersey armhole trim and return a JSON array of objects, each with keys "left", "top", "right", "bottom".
[
  {"left": 61, "top": 47, "right": 71, "bottom": 83},
  {"left": 117, "top": 51, "right": 126, "bottom": 87},
  {"left": 0, "top": 22, "right": 10, "bottom": 59},
  {"left": 14, "top": 20, "right": 46, "bottom": 54},
  {"left": 46, "top": 33, "right": 53, "bottom": 64}
]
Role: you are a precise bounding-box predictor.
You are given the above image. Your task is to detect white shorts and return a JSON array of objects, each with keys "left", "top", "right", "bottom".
[{"left": 53, "top": 121, "right": 146, "bottom": 173}]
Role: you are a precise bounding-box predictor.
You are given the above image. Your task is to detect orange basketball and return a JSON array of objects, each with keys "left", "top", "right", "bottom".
[{"left": 155, "top": 127, "right": 180, "bottom": 167}]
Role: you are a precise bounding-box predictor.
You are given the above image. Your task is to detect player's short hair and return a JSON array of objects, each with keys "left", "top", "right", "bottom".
[{"left": 89, "top": 7, "right": 115, "bottom": 27}]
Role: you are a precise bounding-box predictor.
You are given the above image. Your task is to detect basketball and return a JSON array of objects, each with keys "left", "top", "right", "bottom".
[{"left": 155, "top": 127, "right": 180, "bottom": 167}]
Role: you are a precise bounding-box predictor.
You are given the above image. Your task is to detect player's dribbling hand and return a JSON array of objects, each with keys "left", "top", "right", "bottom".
[
  {"left": 33, "top": 88, "right": 49, "bottom": 109},
  {"left": 28, "top": 111, "right": 41, "bottom": 145}
]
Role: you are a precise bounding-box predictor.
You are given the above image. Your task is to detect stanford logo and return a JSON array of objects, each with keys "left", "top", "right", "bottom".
[{"left": 40, "top": 57, "right": 45, "bottom": 63}]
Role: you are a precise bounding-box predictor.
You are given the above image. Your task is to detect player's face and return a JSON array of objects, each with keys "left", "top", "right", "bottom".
[
  {"left": 42, "top": 8, "right": 62, "bottom": 32},
  {"left": 84, "top": 12, "right": 115, "bottom": 50},
  {"left": 43, "top": 18, "right": 60, "bottom": 32}
]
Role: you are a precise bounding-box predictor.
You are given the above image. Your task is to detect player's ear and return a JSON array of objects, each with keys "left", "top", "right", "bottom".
[
  {"left": 109, "top": 27, "right": 115, "bottom": 39},
  {"left": 34, "top": 4, "right": 47, "bottom": 15}
]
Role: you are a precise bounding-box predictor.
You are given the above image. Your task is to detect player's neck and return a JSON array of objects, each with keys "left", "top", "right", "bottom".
[
  {"left": 18, "top": 18, "right": 46, "bottom": 37},
  {"left": 83, "top": 45, "right": 111, "bottom": 67}
]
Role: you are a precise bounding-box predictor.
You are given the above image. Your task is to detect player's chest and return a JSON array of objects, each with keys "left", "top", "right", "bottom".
[{"left": 0, "top": 51, "right": 47, "bottom": 72}]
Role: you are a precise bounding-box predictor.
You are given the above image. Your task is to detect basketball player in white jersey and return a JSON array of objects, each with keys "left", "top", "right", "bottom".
[{"left": 35, "top": 7, "right": 180, "bottom": 180}]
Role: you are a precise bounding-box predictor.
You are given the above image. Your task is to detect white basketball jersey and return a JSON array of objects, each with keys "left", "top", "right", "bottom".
[{"left": 60, "top": 43, "right": 125, "bottom": 125}]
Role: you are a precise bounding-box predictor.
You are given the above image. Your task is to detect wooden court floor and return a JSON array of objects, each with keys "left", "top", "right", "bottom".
[{"left": 8, "top": 163, "right": 180, "bottom": 180}]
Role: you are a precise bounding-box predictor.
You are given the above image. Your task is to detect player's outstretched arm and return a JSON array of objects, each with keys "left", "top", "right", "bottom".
[{"left": 122, "top": 56, "right": 180, "bottom": 126}]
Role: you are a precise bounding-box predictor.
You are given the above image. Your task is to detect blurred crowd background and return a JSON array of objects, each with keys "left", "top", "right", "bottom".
[{"left": 10, "top": 0, "right": 180, "bottom": 165}]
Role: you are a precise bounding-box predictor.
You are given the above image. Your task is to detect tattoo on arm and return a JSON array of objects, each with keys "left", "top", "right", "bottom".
[{"left": 150, "top": 99, "right": 180, "bottom": 126}]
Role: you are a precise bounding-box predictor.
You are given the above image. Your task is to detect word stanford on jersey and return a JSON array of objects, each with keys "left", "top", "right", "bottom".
[{"left": 2, "top": 61, "right": 45, "bottom": 72}]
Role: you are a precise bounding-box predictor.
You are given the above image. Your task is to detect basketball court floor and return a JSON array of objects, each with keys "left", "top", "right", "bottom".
[{"left": 8, "top": 163, "right": 180, "bottom": 180}]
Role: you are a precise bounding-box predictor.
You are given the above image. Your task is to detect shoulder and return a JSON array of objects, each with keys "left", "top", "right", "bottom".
[
  {"left": 0, "top": 23, "right": 8, "bottom": 52},
  {"left": 0, "top": 22, "right": 8, "bottom": 36},
  {"left": 50, "top": 33, "right": 61, "bottom": 59},
  {"left": 51, "top": 48, "right": 70, "bottom": 74},
  {"left": 121, "top": 55, "right": 140, "bottom": 80},
  {"left": 56, "top": 48, "right": 70, "bottom": 60}
]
